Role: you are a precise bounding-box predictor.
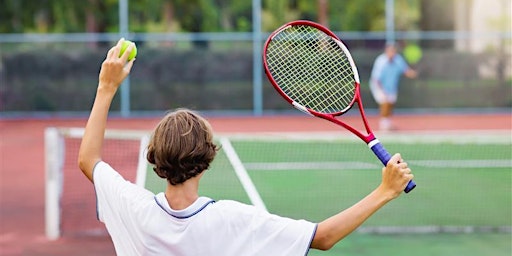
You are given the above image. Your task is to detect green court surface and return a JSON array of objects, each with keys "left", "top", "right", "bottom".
[{"left": 144, "top": 135, "right": 512, "bottom": 256}]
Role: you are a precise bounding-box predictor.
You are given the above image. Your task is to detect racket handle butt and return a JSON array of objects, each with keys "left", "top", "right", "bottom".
[{"left": 404, "top": 180, "right": 416, "bottom": 193}]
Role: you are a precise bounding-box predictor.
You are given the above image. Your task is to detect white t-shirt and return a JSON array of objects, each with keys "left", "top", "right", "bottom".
[{"left": 93, "top": 161, "right": 317, "bottom": 256}]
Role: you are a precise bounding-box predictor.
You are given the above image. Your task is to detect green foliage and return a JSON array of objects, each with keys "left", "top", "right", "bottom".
[
  {"left": 0, "top": 0, "right": 420, "bottom": 33},
  {"left": 328, "top": 0, "right": 384, "bottom": 31},
  {"left": 395, "top": 0, "right": 421, "bottom": 30}
]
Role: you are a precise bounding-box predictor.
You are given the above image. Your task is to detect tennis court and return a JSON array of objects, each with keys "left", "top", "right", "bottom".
[
  {"left": 142, "top": 131, "right": 512, "bottom": 256},
  {"left": 2, "top": 114, "right": 511, "bottom": 255}
]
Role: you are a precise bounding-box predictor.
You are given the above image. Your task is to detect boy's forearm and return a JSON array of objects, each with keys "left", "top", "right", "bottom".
[
  {"left": 312, "top": 186, "right": 393, "bottom": 250},
  {"left": 77, "top": 87, "right": 116, "bottom": 182}
]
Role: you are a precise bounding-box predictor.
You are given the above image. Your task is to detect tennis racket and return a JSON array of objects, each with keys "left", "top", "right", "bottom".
[{"left": 263, "top": 20, "right": 416, "bottom": 193}]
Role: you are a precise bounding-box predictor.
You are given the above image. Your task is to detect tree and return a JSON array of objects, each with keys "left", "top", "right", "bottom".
[
  {"left": 317, "top": 0, "right": 328, "bottom": 27},
  {"left": 0, "top": 0, "right": 420, "bottom": 35}
]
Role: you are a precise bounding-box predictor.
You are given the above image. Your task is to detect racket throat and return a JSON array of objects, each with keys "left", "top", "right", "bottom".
[
  {"left": 367, "top": 138, "right": 380, "bottom": 149},
  {"left": 292, "top": 102, "right": 313, "bottom": 116}
]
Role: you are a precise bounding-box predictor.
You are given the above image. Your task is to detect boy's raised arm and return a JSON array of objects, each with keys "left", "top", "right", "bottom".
[{"left": 77, "top": 39, "right": 135, "bottom": 182}]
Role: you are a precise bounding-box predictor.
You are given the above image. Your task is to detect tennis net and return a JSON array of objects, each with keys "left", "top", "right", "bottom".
[
  {"left": 208, "top": 131, "right": 511, "bottom": 234},
  {"left": 45, "top": 128, "right": 511, "bottom": 240},
  {"left": 44, "top": 127, "right": 150, "bottom": 240}
]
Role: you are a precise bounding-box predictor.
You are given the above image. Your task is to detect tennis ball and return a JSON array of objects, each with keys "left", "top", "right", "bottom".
[
  {"left": 119, "top": 40, "right": 137, "bottom": 61},
  {"left": 403, "top": 44, "right": 422, "bottom": 64}
]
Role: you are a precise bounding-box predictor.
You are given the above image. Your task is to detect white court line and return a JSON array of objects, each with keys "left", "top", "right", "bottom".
[
  {"left": 220, "top": 137, "right": 268, "bottom": 212},
  {"left": 214, "top": 130, "right": 512, "bottom": 144},
  {"left": 412, "top": 159, "right": 512, "bottom": 168},
  {"left": 357, "top": 225, "right": 511, "bottom": 234},
  {"left": 244, "top": 160, "right": 511, "bottom": 171},
  {"left": 244, "top": 162, "right": 379, "bottom": 170}
]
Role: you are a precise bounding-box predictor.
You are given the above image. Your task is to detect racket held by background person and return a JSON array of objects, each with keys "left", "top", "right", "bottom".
[{"left": 263, "top": 20, "right": 416, "bottom": 193}]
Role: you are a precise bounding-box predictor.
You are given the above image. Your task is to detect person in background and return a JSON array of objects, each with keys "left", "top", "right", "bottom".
[{"left": 369, "top": 43, "right": 417, "bottom": 131}]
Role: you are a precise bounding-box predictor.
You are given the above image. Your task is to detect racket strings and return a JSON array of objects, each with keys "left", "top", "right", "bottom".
[{"left": 266, "top": 25, "right": 356, "bottom": 113}]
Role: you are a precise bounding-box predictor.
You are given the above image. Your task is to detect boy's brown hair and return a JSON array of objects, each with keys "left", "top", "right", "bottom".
[{"left": 146, "top": 109, "right": 219, "bottom": 185}]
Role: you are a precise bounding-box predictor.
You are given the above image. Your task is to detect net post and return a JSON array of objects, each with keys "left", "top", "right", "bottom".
[
  {"left": 44, "top": 127, "right": 64, "bottom": 240},
  {"left": 135, "top": 135, "right": 150, "bottom": 187}
]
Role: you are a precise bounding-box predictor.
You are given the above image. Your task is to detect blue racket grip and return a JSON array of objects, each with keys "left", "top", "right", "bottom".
[{"left": 369, "top": 140, "right": 416, "bottom": 193}]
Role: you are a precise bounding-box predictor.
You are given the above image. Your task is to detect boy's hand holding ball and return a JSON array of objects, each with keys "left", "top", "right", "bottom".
[{"left": 98, "top": 39, "right": 136, "bottom": 91}]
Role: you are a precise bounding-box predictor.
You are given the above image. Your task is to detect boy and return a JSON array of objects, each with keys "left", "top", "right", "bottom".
[{"left": 78, "top": 39, "right": 413, "bottom": 255}]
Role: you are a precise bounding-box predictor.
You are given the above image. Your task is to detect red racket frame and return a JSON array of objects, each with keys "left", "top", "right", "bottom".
[
  {"left": 262, "top": 20, "right": 416, "bottom": 193},
  {"left": 263, "top": 20, "right": 375, "bottom": 143}
]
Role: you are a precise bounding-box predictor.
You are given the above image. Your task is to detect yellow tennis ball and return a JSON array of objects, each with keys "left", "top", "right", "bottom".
[
  {"left": 403, "top": 44, "right": 422, "bottom": 64},
  {"left": 119, "top": 40, "right": 137, "bottom": 61}
]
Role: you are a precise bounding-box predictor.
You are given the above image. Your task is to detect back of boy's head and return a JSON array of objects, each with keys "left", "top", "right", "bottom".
[{"left": 147, "top": 109, "right": 219, "bottom": 185}]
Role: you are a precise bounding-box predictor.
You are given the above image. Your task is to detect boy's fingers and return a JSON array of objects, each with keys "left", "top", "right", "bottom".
[
  {"left": 116, "top": 38, "right": 125, "bottom": 47},
  {"left": 119, "top": 43, "right": 134, "bottom": 63},
  {"left": 112, "top": 38, "right": 124, "bottom": 59},
  {"left": 388, "top": 153, "right": 401, "bottom": 165},
  {"left": 107, "top": 46, "right": 116, "bottom": 58},
  {"left": 124, "top": 59, "right": 135, "bottom": 73}
]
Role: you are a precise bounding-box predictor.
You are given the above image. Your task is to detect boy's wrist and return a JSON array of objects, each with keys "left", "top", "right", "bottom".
[
  {"left": 97, "top": 83, "right": 118, "bottom": 96},
  {"left": 375, "top": 185, "right": 398, "bottom": 203}
]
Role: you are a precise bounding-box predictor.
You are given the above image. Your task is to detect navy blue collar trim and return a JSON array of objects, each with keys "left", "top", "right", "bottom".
[{"left": 154, "top": 194, "right": 215, "bottom": 219}]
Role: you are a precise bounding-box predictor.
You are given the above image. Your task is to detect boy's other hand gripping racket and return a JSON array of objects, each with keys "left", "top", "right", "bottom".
[{"left": 263, "top": 20, "right": 416, "bottom": 193}]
